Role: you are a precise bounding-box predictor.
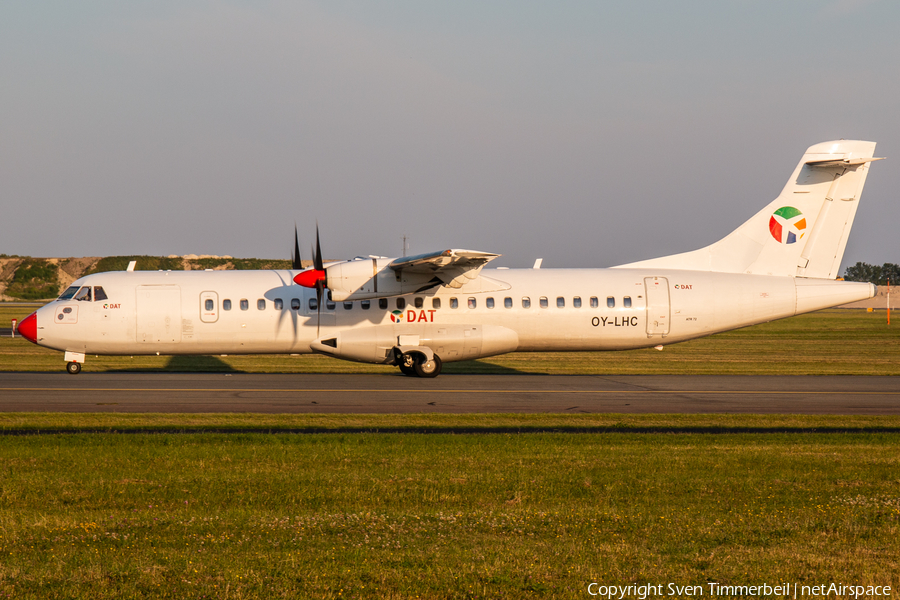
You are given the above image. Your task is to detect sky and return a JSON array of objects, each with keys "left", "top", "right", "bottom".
[{"left": 2, "top": 0, "right": 898, "bottom": 270}]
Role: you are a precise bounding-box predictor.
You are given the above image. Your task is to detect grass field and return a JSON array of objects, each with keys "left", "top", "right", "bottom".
[
  {"left": 1, "top": 306, "right": 898, "bottom": 375},
  {"left": 2, "top": 305, "right": 898, "bottom": 598},
  {"left": 0, "top": 417, "right": 898, "bottom": 599}
]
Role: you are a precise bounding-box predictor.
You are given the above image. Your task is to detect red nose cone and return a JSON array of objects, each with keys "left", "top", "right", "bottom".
[
  {"left": 293, "top": 269, "right": 326, "bottom": 288},
  {"left": 17, "top": 312, "right": 37, "bottom": 344}
]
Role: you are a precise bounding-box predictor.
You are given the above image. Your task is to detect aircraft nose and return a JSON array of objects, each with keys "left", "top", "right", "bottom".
[{"left": 17, "top": 312, "right": 37, "bottom": 344}]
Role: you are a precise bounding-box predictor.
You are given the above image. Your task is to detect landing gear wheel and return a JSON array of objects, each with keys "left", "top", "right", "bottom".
[
  {"left": 413, "top": 354, "right": 442, "bottom": 378},
  {"left": 66, "top": 361, "right": 82, "bottom": 375},
  {"left": 398, "top": 353, "right": 417, "bottom": 376}
]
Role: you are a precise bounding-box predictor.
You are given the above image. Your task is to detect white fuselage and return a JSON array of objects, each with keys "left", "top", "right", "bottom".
[
  {"left": 22, "top": 138, "right": 882, "bottom": 375},
  {"left": 31, "top": 267, "right": 875, "bottom": 363}
]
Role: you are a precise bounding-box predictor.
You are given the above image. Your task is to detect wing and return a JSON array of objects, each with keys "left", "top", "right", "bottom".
[{"left": 389, "top": 249, "right": 501, "bottom": 288}]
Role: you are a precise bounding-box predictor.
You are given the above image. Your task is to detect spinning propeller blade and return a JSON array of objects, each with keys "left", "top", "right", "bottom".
[
  {"left": 291, "top": 224, "right": 328, "bottom": 336},
  {"left": 293, "top": 224, "right": 326, "bottom": 289},
  {"left": 291, "top": 225, "right": 303, "bottom": 270},
  {"left": 314, "top": 224, "right": 324, "bottom": 271}
]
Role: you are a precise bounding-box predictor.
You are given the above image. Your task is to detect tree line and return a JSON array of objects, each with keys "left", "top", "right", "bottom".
[{"left": 843, "top": 262, "right": 900, "bottom": 285}]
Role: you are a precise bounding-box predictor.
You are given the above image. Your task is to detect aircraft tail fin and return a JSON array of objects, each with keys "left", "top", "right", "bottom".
[{"left": 614, "top": 140, "right": 882, "bottom": 278}]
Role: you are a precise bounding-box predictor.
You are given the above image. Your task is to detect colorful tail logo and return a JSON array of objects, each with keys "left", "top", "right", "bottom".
[{"left": 769, "top": 206, "right": 806, "bottom": 244}]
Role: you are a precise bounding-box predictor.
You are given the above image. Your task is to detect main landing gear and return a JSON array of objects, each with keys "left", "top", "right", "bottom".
[
  {"left": 397, "top": 351, "right": 443, "bottom": 378},
  {"left": 66, "top": 361, "right": 82, "bottom": 375}
]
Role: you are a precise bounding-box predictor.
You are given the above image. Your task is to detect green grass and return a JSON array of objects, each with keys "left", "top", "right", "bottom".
[
  {"left": 1, "top": 413, "right": 900, "bottom": 433},
  {"left": 0, "top": 422, "right": 898, "bottom": 599},
  {"left": 1, "top": 308, "right": 897, "bottom": 374},
  {"left": 84, "top": 256, "right": 184, "bottom": 275},
  {"left": 3, "top": 259, "right": 59, "bottom": 300},
  {"left": 0, "top": 304, "right": 40, "bottom": 330},
  {"left": 79, "top": 256, "right": 294, "bottom": 274},
  {"left": 229, "top": 258, "right": 293, "bottom": 270}
]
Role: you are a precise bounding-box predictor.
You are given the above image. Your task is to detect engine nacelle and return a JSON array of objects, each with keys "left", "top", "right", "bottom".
[
  {"left": 309, "top": 323, "right": 519, "bottom": 364},
  {"left": 325, "top": 257, "right": 437, "bottom": 302}
]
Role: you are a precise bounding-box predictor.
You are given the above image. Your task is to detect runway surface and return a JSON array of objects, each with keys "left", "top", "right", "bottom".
[{"left": 1, "top": 373, "right": 899, "bottom": 414}]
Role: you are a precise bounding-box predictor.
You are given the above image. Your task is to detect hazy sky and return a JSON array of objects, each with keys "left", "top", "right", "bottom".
[{"left": 2, "top": 0, "right": 898, "bottom": 270}]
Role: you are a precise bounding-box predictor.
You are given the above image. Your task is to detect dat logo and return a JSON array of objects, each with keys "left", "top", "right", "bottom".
[
  {"left": 390, "top": 309, "right": 436, "bottom": 323},
  {"left": 406, "top": 309, "right": 436, "bottom": 323}
]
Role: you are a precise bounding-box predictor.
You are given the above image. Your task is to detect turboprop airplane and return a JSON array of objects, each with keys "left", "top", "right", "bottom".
[{"left": 17, "top": 140, "right": 883, "bottom": 377}]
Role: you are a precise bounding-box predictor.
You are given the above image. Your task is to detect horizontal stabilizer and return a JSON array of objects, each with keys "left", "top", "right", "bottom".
[{"left": 807, "top": 157, "right": 884, "bottom": 168}]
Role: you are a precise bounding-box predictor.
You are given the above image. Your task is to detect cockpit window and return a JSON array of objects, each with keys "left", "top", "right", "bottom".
[
  {"left": 74, "top": 287, "right": 92, "bottom": 302},
  {"left": 94, "top": 286, "right": 108, "bottom": 302},
  {"left": 58, "top": 286, "right": 79, "bottom": 301}
]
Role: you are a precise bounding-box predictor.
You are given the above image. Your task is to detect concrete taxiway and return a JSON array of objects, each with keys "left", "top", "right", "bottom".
[{"left": 1, "top": 373, "right": 899, "bottom": 414}]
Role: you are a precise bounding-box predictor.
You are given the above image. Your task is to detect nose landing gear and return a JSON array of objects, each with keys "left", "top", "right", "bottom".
[{"left": 64, "top": 351, "right": 86, "bottom": 374}]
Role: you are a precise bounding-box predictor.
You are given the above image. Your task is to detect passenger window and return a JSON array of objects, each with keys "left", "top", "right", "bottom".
[
  {"left": 257, "top": 299, "right": 266, "bottom": 310},
  {"left": 557, "top": 297, "right": 565, "bottom": 308},
  {"left": 414, "top": 297, "right": 424, "bottom": 309},
  {"left": 396, "top": 298, "right": 406, "bottom": 310},
  {"left": 58, "top": 286, "right": 79, "bottom": 301},
  {"left": 205, "top": 299, "right": 214, "bottom": 311},
  {"left": 450, "top": 298, "right": 458, "bottom": 309},
  {"left": 274, "top": 299, "right": 284, "bottom": 310},
  {"left": 573, "top": 296, "right": 581, "bottom": 308},
  {"left": 74, "top": 287, "right": 92, "bottom": 302},
  {"left": 309, "top": 298, "right": 317, "bottom": 310},
  {"left": 326, "top": 299, "right": 336, "bottom": 310},
  {"left": 504, "top": 297, "right": 512, "bottom": 308},
  {"left": 343, "top": 301, "right": 353, "bottom": 310},
  {"left": 432, "top": 298, "right": 441, "bottom": 309},
  {"left": 522, "top": 297, "right": 531, "bottom": 309},
  {"left": 224, "top": 299, "right": 232, "bottom": 311},
  {"left": 290, "top": 298, "right": 300, "bottom": 310},
  {"left": 361, "top": 300, "right": 370, "bottom": 310},
  {"left": 590, "top": 297, "right": 598, "bottom": 308},
  {"left": 94, "top": 287, "right": 108, "bottom": 302},
  {"left": 624, "top": 296, "right": 632, "bottom": 308},
  {"left": 240, "top": 299, "right": 249, "bottom": 311},
  {"left": 539, "top": 297, "right": 548, "bottom": 308},
  {"left": 379, "top": 299, "right": 388, "bottom": 310},
  {"left": 486, "top": 297, "right": 495, "bottom": 309},
  {"left": 607, "top": 296, "right": 615, "bottom": 308},
  {"left": 468, "top": 297, "right": 476, "bottom": 309}
]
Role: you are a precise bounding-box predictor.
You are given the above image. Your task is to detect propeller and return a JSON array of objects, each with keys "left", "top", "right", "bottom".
[
  {"left": 291, "top": 225, "right": 303, "bottom": 270},
  {"left": 293, "top": 225, "right": 328, "bottom": 335},
  {"left": 293, "top": 226, "right": 326, "bottom": 289}
]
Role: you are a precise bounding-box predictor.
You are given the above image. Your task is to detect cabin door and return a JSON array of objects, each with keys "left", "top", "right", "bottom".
[{"left": 643, "top": 277, "right": 670, "bottom": 337}]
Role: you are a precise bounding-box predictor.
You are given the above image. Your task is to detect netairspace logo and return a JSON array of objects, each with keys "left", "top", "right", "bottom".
[{"left": 585, "top": 582, "right": 892, "bottom": 599}]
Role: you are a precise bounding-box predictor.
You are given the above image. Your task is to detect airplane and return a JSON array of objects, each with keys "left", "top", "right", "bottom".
[{"left": 17, "top": 140, "right": 883, "bottom": 377}]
